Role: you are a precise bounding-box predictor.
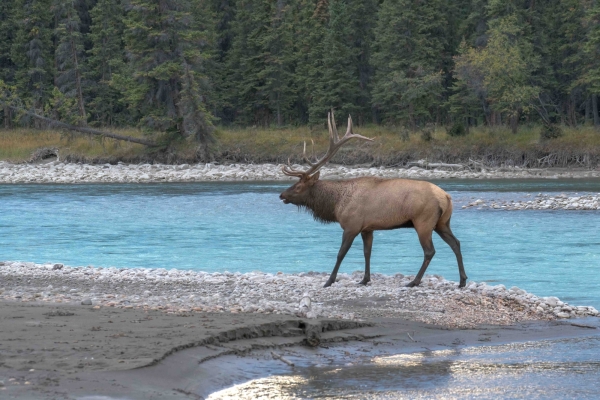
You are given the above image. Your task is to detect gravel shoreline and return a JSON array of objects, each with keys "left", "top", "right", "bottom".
[
  {"left": 1, "top": 160, "right": 600, "bottom": 183},
  {"left": 463, "top": 193, "right": 600, "bottom": 210},
  {"left": 2, "top": 261, "right": 598, "bottom": 329}
]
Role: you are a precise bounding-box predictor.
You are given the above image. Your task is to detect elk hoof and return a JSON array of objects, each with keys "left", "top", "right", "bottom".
[
  {"left": 459, "top": 278, "right": 467, "bottom": 288},
  {"left": 406, "top": 280, "right": 419, "bottom": 288},
  {"left": 323, "top": 280, "right": 334, "bottom": 288},
  {"left": 357, "top": 279, "right": 370, "bottom": 286}
]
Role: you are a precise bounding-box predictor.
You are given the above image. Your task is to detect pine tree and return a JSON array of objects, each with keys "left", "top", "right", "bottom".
[
  {"left": 87, "top": 0, "right": 127, "bottom": 125},
  {"left": 121, "top": 0, "right": 215, "bottom": 148},
  {"left": 53, "top": 0, "right": 88, "bottom": 125},
  {"left": 11, "top": 0, "right": 55, "bottom": 113},
  {"left": 371, "top": 0, "right": 447, "bottom": 127}
]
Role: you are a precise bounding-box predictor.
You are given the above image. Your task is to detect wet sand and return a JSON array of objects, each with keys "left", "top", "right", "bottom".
[{"left": 1, "top": 300, "right": 598, "bottom": 399}]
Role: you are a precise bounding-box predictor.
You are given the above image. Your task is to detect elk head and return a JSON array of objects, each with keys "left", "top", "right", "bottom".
[{"left": 279, "top": 110, "right": 373, "bottom": 206}]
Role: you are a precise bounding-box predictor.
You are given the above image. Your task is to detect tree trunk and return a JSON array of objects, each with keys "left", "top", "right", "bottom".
[
  {"left": 593, "top": 94, "right": 599, "bottom": 126},
  {"left": 510, "top": 113, "right": 519, "bottom": 134},
  {"left": 3, "top": 106, "right": 13, "bottom": 129},
  {"left": 585, "top": 96, "right": 591, "bottom": 124},
  {"left": 276, "top": 93, "right": 282, "bottom": 126}
]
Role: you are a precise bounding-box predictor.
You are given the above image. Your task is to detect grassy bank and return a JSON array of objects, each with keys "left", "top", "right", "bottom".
[{"left": 2, "top": 125, "right": 600, "bottom": 168}]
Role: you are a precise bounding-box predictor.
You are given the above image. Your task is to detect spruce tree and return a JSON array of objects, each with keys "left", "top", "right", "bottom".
[
  {"left": 371, "top": 0, "right": 447, "bottom": 127},
  {"left": 87, "top": 0, "right": 127, "bottom": 125},
  {"left": 0, "top": 1, "right": 17, "bottom": 126},
  {"left": 295, "top": 0, "right": 328, "bottom": 126},
  {"left": 317, "top": 0, "right": 361, "bottom": 121},
  {"left": 224, "top": 0, "right": 296, "bottom": 126},
  {"left": 581, "top": 2, "right": 600, "bottom": 126},
  {"left": 121, "top": 0, "right": 215, "bottom": 149},
  {"left": 53, "top": 0, "right": 88, "bottom": 125},
  {"left": 299, "top": 0, "right": 376, "bottom": 126},
  {"left": 11, "top": 0, "right": 55, "bottom": 113}
]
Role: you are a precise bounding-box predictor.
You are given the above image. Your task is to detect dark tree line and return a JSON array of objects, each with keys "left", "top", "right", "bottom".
[{"left": 2, "top": 0, "right": 600, "bottom": 143}]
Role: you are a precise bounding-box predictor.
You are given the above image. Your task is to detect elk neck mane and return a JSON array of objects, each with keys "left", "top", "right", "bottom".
[{"left": 297, "top": 179, "right": 345, "bottom": 224}]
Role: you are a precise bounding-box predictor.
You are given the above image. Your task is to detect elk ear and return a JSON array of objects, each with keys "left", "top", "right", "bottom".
[{"left": 307, "top": 171, "right": 320, "bottom": 184}]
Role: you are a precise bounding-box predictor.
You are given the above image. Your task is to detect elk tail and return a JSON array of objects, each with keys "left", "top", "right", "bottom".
[{"left": 438, "top": 193, "right": 453, "bottom": 226}]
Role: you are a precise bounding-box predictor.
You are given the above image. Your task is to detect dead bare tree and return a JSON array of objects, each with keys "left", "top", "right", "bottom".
[
  {"left": 280, "top": 111, "right": 467, "bottom": 288},
  {"left": 3, "top": 105, "right": 156, "bottom": 147}
]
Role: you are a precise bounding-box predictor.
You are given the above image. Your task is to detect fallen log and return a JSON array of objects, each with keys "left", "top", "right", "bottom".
[{"left": 4, "top": 105, "right": 157, "bottom": 147}]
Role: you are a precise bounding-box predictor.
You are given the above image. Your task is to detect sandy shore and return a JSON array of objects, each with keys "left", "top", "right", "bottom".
[
  {"left": 1, "top": 261, "right": 599, "bottom": 398},
  {"left": 1, "top": 299, "right": 599, "bottom": 399},
  {"left": 1, "top": 160, "right": 600, "bottom": 184}
]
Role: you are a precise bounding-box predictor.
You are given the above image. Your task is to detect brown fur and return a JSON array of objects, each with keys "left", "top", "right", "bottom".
[{"left": 280, "top": 175, "right": 467, "bottom": 288}]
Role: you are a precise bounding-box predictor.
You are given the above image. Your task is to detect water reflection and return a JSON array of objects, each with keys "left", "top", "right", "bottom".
[{"left": 208, "top": 336, "right": 600, "bottom": 399}]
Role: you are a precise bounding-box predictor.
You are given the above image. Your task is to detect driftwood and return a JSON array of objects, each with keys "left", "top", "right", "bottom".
[
  {"left": 4, "top": 105, "right": 157, "bottom": 147},
  {"left": 406, "top": 159, "right": 465, "bottom": 170},
  {"left": 270, "top": 351, "right": 295, "bottom": 366}
]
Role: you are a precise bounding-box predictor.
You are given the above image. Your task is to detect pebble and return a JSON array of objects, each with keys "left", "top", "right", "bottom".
[
  {"left": 0, "top": 161, "right": 598, "bottom": 184},
  {"left": 1, "top": 261, "right": 598, "bottom": 328}
]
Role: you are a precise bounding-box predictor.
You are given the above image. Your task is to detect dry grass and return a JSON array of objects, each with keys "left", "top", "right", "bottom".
[
  {"left": 0, "top": 128, "right": 149, "bottom": 162},
  {"left": 216, "top": 124, "right": 600, "bottom": 167},
  {"left": 2, "top": 124, "right": 600, "bottom": 167}
]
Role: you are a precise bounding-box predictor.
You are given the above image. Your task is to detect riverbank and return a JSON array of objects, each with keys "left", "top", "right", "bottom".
[
  {"left": 2, "top": 261, "right": 598, "bottom": 328},
  {"left": 1, "top": 160, "right": 600, "bottom": 184},
  {"left": 1, "top": 260, "right": 598, "bottom": 398}
]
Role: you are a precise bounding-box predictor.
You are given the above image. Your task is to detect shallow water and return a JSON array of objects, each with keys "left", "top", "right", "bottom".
[
  {"left": 1, "top": 179, "right": 599, "bottom": 307},
  {"left": 208, "top": 331, "right": 600, "bottom": 399}
]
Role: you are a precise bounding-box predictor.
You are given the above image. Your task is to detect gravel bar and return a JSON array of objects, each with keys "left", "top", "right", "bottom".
[
  {"left": 464, "top": 193, "right": 600, "bottom": 210},
  {"left": 1, "top": 161, "right": 600, "bottom": 183},
  {"left": 1, "top": 261, "right": 597, "bottom": 329}
]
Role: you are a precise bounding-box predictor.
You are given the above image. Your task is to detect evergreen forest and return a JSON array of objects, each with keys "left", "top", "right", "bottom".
[{"left": 2, "top": 0, "right": 600, "bottom": 149}]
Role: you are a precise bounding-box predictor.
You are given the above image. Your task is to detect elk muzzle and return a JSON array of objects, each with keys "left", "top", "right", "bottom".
[{"left": 279, "top": 192, "right": 291, "bottom": 204}]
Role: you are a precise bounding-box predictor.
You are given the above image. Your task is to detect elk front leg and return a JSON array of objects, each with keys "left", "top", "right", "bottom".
[
  {"left": 406, "top": 229, "right": 435, "bottom": 288},
  {"left": 358, "top": 231, "right": 373, "bottom": 285},
  {"left": 324, "top": 230, "right": 357, "bottom": 287}
]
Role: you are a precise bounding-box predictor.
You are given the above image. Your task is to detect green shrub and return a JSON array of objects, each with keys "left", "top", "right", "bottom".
[
  {"left": 540, "top": 124, "right": 563, "bottom": 140},
  {"left": 448, "top": 122, "right": 467, "bottom": 137},
  {"left": 420, "top": 124, "right": 433, "bottom": 142}
]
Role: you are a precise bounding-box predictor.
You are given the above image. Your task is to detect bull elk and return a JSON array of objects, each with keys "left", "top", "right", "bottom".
[{"left": 279, "top": 111, "right": 467, "bottom": 288}]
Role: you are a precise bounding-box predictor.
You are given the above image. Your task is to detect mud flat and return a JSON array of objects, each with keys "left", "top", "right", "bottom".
[
  {"left": 1, "top": 261, "right": 599, "bottom": 398},
  {"left": 1, "top": 160, "right": 600, "bottom": 183}
]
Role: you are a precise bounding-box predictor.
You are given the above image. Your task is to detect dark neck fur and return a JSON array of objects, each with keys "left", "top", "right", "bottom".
[{"left": 300, "top": 180, "right": 343, "bottom": 223}]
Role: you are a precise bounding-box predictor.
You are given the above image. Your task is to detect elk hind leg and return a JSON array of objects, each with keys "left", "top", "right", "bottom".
[
  {"left": 406, "top": 228, "right": 435, "bottom": 288},
  {"left": 435, "top": 225, "right": 467, "bottom": 287},
  {"left": 324, "top": 230, "right": 357, "bottom": 288},
  {"left": 358, "top": 231, "right": 373, "bottom": 285}
]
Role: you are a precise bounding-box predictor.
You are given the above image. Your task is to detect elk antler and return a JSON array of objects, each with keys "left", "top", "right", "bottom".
[{"left": 281, "top": 110, "right": 373, "bottom": 178}]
